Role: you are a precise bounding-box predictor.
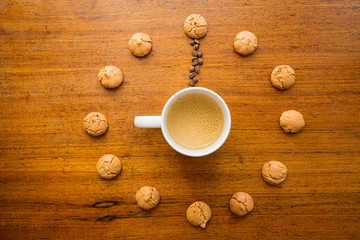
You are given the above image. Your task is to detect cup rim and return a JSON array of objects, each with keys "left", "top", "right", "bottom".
[{"left": 160, "top": 87, "right": 231, "bottom": 157}]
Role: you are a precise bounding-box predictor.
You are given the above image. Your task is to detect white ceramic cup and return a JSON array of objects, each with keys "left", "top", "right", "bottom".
[{"left": 134, "top": 87, "right": 231, "bottom": 157}]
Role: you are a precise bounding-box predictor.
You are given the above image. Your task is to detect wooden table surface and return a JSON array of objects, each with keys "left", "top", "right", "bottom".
[{"left": 1, "top": 0, "right": 360, "bottom": 239}]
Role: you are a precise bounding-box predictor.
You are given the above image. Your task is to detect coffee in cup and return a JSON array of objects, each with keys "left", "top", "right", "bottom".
[
  {"left": 134, "top": 87, "right": 231, "bottom": 157},
  {"left": 166, "top": 93, "right": 224, "bottom": 149}
]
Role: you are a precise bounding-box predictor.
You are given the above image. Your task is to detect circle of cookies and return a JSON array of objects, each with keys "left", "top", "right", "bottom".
[{"left": 83, "top": 112, "right": 108, "bottom": 137}]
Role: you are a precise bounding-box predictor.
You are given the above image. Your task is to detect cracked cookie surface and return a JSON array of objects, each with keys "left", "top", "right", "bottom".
[
  {"left": 186, "top": 201, "right": 211, "bottom": 228},
  {"left": 136, "top": 186, "right": 160, "bottom": 210},
  {"left": 280, "top": 110, "right": 305, "bottom": 133},
  {"left": 262, "top": 161, "right": 287, "bottom": 185},
  {"left": 83, "top": 112, "right": 108, "bottom": 137},
  {"left": 183, "top": 14, "right": 208, "bottom": 39},
  {"left": 96, "top": 154, "right": 122, "bottom": 179},
  {"left": 229, "top": 192, "right": 254, "bottom": 216},
  {"left": 98, "top": 65, "right": 123, "bottom": 88},
  {"left": 234, "top": 31, "right": 258, "bottom": 56},
  {"left": 128, "top": 33, "right": 152, "bottom": 57},
  {"left": 271, "top": 65, "right": 296, "bottom": 90}
]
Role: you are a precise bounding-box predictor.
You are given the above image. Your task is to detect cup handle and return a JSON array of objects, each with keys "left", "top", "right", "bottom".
[{"left": 134, "top": 116, "right": 161, "bottom": 128}]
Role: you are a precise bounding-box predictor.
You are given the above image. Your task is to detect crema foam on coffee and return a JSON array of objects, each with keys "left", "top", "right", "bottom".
[{"left": 166, "top": 93, "right": 224, "bottom": 149}]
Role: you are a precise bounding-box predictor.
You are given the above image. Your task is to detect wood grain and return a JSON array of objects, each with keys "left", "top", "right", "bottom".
[{"left": 1, "top": 0, "right": 360, "bottom": 239}]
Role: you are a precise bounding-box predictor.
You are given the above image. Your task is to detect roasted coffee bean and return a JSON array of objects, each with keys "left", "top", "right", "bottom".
[
  {"left": 192, "top": 57, "right": 198, "bottom": 62},
  {"left": 194, "top": 44, "right": 199, "bottom": 50},
  {"left": 190, "top": 66, "right": 195, "bottom": 72},
  {"left": 192, "top": 50, "right": 197, "bottom": 57},
  {"left": 197, "top": 51, "right": 203, "bottom": 58},
  {"left": 195, "top": 66, "right": 200, "bottom": 74},
  {"left": 192, "top": 60, "right": 199, "bottom": 66},
  {"left": 189, "top": 72, "right": 196, "bottom": 79},
  {"left": 189, "top": 81, "right": 195, "bottom": 87},
  {"left": 198, "top": 58, "right": 203, "bottom": 65},
  {"left": 194, "top": 39, "right": 200, "bottom": 44},
  {"left": 193, "top": 77, "right": 198, "bottom": 83},
  {"left": 190, "top": 40, "right": 195, "bottom": 46}
]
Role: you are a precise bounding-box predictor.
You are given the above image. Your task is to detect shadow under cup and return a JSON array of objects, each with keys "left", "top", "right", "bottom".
[{"left": 161, "top": 87, "right": 231, "bottom": 157}]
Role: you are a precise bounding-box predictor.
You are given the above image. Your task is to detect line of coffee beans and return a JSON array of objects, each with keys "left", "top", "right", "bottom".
[{"left": 188, "top": 39, "right": 203, "bottom": 87}]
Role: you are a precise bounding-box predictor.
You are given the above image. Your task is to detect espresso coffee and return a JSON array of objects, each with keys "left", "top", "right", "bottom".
[{"left": 166, "top": 93, "right": 224, "bottom": 149}]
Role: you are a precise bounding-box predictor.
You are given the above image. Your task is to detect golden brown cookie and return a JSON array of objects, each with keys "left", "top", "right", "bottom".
[
  {"left": 280, "top": 110, "right": 305, "bottom": 133},
  {"left": 229, "top": 192, "right": 254, "bottom": 216},
  {"left": 98, "top": 65, "right": 123, "bottom": 88},
  {"left": 262, "top": 161, "right": 287, "bottom": 185},
  {"left": 234, "top": 31, "right": 258, "bottom": 56},
  {"left": 83, "top": 112, "right": 108, "bottom": 137},
  {"left": 136, "top": 186, "right": 160, "bottom": 210},
  {"left": 186, "top": 201, "right": 211, "bottom": 228},
  {"left": 183, "top": 14, "right": 208, "bottom": 39},
  {"left": 96, "top": 154, "right": 122, "bottom": 179},
  {"left": 128, "top": 33, "right": 152, "bottom": 57},
  {"left": 271, "top": 65, "right": 296, "bottom": 90}
]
